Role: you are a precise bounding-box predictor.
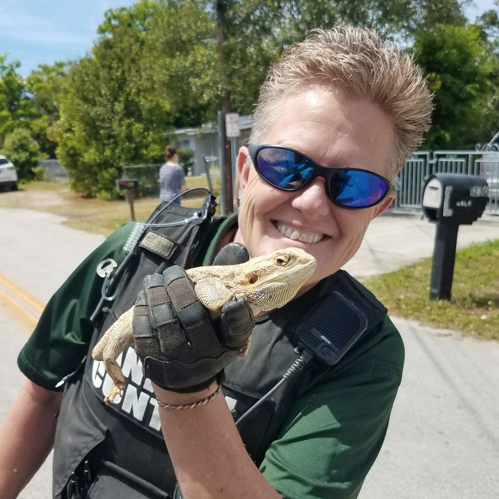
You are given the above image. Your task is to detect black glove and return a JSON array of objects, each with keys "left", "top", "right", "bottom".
[
  {"left": 132, "top": 244, "right": 254, "bottom": 392},
  {"left": 212, "top": 242, "right": 249, "bottom": 266}
]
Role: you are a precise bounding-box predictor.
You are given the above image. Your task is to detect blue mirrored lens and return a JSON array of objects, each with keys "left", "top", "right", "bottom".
[
  {"left": 257, "top": 148, "right": 313, "bottom": 189},
  {"left": 254, "top": 146, "right": 389, "bottom": 208},
  {"left": 330, "top": 170, "right": 388, "bottom": 207}
]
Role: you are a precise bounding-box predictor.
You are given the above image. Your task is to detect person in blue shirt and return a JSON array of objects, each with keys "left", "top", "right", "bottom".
[{"left": 159, "top": 145, "right": 186, "bottom": 205}]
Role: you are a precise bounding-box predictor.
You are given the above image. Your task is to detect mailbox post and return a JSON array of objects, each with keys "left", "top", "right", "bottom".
[
  {"left": 422, "top": 174, "right": 488, "bottom": 301},
  {"left": 116, "top": 179, "right": 139, "bottom": 221}
]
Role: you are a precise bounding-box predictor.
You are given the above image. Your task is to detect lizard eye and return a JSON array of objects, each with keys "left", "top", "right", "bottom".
[
  {"left": 274, "top": 254, "right": 290, "bottom": 266},
  {"left": 249, "top": 274, "right": 258, "bottom": 284}
]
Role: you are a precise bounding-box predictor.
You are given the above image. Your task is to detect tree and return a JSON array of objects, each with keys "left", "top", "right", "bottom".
[
  {"left": 0, "top": 55, "right": 36, "bottom": 147},
  {"left": 142, "top": 0, "right": 220, "bottom": 127},
  {"left": 57, "top": 0, "right": 174, "bottom": 198},
  {"left": 146, "top": 0, "right": 469, "bottom": 123},
  {"left": 1, "top": 128, "right": 43, "bottom": 181},
  {"left": 405, "top": 0, "right": 467, "bottom": 35},
  {"left": 25, "top": 62, "right": 69, "bottom": 158},
  {"left": 413, "top": 24, "right": 497, "bottom": 150},
  {"left": 55, "top": 0, "right": 474, "bottom": 196}
]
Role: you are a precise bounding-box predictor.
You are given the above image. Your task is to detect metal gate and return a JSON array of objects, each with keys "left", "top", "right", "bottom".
[{"left": 392, "top": 150, "right": 499, "bottom": 219}]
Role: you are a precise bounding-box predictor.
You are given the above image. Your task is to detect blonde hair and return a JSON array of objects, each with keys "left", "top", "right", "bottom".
[{"left": 250, "top": 26, "right": 433, "bottom": 180}]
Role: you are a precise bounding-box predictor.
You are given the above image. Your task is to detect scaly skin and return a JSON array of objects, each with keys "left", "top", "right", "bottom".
[{"left": 92, "top": 247, "right": 316, "bottom": 403}]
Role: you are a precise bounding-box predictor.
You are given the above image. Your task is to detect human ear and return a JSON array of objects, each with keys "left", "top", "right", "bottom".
[
  {"left": 236, "top": 146, "right": 251, "bottom": 194},
  {"left": 373, "top": 192, "right": 395, "bottom": 218}
]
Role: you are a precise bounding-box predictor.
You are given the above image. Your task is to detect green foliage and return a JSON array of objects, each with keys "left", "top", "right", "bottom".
[
  {"left": 25, "top": 62, "right": 69, "bottom": 157},
  {"left": 178, "top": 148, "right": 194, "bottom": 175},
  {"left": 0, "top": 54, "right": 36, "bottom": 147},
  {"left": 56, "top": 0, "right": 175, "bottom": 198},
  {"left": 474, "top": 8, "right": 499, "bottom": 145},
  {"left": 404, "top": 0, "right": 466, "bottom": 34},
  {"left": 219, "top": 0, "right": 464, "bottom": 114},
  {"left": 143, "top": 0, "right": 219, "bottom": 127},
  {"left": 31, "top": 165, "right": 48, "bottom": 182},
  {"left": 1, "top": 128, "right": 44, "bottom": 181},
  {"left": 145, "top": 0, "right": 465, "bottom": 125},
  {"left": 2, "top": 0, "right": 491, "bottom": 197},
  {"left": 413, "top": 24, "right": 498, "bottom": 150},
  {"left": 0, "top": 55, "right": 66, "bottom": 159},
  {"left": 475, "top": 7, "right": 499, "bottom": 38}
]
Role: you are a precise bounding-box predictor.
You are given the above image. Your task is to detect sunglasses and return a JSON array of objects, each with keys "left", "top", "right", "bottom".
[{"left": 248, "top": 144, "right": 392, "bottom": 209}]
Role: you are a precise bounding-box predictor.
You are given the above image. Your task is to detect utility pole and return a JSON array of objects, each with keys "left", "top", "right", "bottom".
[{"left": 216, "top": 0, "right": 233, "bottom": 215}]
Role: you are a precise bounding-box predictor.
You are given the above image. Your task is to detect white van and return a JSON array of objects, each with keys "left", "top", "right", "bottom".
[{"left": 0, "top": 155, "right": 18, "bottom": 191}]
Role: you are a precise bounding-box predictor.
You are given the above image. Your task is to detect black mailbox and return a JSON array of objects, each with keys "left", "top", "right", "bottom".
[
  {"left": 422, "top": 174, "right": 489, "bottom": 225},
  {"left": 422, "top": 174, "right": 489, "bottom": 301},
  {"left": 116, "top": 179, "right": 139, "bottom": 221},
  {"left": 116, "top": 178, "right": 139, "bottom": 190}
]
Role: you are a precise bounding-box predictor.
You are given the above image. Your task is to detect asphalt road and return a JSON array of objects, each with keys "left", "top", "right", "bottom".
[
  {"left": 1, "top": 208, "right": 498, "bottom": 498},
  {"left": 360, "top": 318, "right": 499, "bottom": 499},
  {"left": 0, "top": 209, "right": 104, "bottom": 499}
]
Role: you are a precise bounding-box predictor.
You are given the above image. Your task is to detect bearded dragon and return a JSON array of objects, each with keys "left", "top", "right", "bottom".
[{"left": 92, "top": 247, "right": 316, "bottom": 403}]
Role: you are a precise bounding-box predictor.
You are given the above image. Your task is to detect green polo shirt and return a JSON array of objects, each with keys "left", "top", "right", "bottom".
[
  {"left": 261, "top": 314, "right": 403, "bottom": 498},
  {"left": 18, "top": 215, "right": 404, "bottom": 499}
]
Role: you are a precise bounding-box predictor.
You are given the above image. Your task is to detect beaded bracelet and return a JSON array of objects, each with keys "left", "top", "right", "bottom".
[{"left": 156, "top": 384, "right": 221, "bottom": 411}]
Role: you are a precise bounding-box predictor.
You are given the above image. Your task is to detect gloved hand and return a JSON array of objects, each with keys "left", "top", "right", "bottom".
[{"left": 132, "top": 244, "right": 254, "bottom": 392}]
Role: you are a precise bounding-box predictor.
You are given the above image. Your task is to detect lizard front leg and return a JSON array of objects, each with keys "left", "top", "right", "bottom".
[
  {"left": 93, "top": 280, "right": 252, "bottom": 404},
  {"left": 195, "top": 279, "right": 252, "bottom": 357},
  {"left": 92, "top": 307, "right": 135, "bottom": 403},
  {"left": 194, "top": 279, "right": 235, "bottom": 312}
]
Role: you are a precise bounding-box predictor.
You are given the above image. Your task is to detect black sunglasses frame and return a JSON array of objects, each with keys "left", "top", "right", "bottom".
[{"left": 248, "top": 143, "right": 393, "bottom": 210}]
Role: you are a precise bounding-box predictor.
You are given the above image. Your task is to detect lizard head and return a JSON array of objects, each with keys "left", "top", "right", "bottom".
[{"left": 234, "top": 247, "right": 316, "bottom": 315}]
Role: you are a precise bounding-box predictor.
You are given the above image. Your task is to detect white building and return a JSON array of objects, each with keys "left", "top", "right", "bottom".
[{"left": 173, "top": 115, "right": 253, "bottom": 177}]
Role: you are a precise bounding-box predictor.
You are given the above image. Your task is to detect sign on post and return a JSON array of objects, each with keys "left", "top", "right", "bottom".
[{"left": 225, "top": 113, "right": 240, "bottom": 138}]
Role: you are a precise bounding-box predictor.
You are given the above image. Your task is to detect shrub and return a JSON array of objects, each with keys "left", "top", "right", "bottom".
[
  {"left": 1, "top": 128, "right": 45, "bottom": 181},
  {"left": 178, "top": 148, "right": 194, "bottom": 176}
]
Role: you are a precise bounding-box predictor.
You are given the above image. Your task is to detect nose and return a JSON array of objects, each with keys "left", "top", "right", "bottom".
[{"left": 290, "top": 177, "right": 331, "bottom": 217}]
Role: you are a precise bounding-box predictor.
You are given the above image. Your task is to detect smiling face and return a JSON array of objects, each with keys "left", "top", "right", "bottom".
[{"left": 233, "top": 87, "right": 396, "bottom": 291}]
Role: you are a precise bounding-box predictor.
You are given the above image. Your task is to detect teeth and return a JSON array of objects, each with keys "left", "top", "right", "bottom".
[{"left": 276, "top": 223, "right": 324, "bottom": 244}]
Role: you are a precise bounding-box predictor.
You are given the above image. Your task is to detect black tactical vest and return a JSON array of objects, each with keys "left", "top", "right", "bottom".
[{"left": 52, "top": 201, "right": 387, "bottom": 499}]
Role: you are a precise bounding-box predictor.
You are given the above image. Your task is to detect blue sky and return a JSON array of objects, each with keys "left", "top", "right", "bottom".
[
  {"left": 0, "top": 0, "right": 137, "bottom": 76},
  {"left": 0, "top": 0, "right": 497, "bottom": 77}
]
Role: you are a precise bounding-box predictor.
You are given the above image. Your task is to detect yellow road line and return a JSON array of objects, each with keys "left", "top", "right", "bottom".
[
  {"left": 0, "top": 271, "right": 45, "bottom": 314},
  {"left": 0, "top": 288, "right": 39, "bottom": 333}
]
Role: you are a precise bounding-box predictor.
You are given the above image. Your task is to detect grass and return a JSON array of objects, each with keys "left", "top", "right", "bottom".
[
  {"left": 363, "top": 240, "right": 499, "bottom": 340},
  {"left": 0, "top": 177, "right": 221, "bottom": 237},
  {"left": 1, "top": 180, "right": 498, "bottom": 340}
]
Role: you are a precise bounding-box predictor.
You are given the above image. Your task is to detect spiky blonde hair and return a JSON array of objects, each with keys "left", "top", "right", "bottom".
[{"left": 250, "top": 26, "right": 433, "bottom": 180}]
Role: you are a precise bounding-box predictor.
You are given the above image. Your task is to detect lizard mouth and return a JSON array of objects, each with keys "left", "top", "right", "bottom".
[{"left": 274, "top": 222, "right": 325, "bottom": 244}]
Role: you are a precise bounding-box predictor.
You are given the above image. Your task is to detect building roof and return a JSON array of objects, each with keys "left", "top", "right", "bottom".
[{"left": 175, "top": 115, "right": 253, "bottom": 136}]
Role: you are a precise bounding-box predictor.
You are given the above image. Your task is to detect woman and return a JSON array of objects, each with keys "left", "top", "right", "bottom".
[{"left": 159, "top": 145, "right": 186, "bottom": 205}]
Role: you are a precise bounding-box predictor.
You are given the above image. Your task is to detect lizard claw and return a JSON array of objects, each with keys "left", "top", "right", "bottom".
[
  {"left": 104, "top": 383, "right": 125, "bottom": 404},
  {"left": 238, "top": 335, "right": 252, "bottom": 357}
]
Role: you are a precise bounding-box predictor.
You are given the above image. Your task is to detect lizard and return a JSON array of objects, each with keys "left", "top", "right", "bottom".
[{"left": 92, "top": 247, "right": 316, "bottom": 403}]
